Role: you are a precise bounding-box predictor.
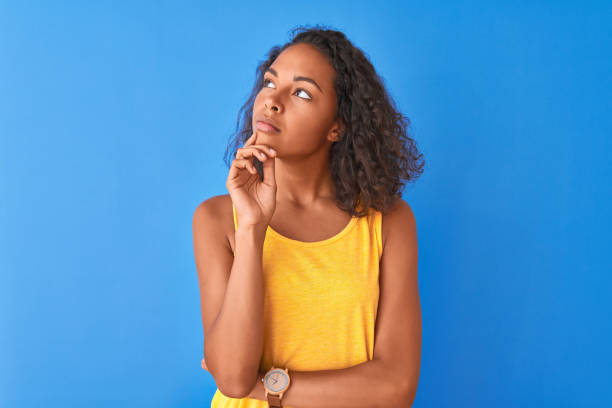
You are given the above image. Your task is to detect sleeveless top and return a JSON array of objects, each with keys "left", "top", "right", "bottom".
[{"left": 209, "top": 200, "right": 383, "bottom": 408}]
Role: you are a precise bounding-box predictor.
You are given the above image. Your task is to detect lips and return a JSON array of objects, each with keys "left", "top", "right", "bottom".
[
  {"left": 256, "top": 120, "right": 280, "bottom": 133},
  {"left": 255, "top": 114, "right": 281, "bottom": 132}
]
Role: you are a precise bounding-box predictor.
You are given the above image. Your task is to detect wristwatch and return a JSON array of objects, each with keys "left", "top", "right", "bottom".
[{"left": 261, "top": 366, "right": 291, "bottom": 407}]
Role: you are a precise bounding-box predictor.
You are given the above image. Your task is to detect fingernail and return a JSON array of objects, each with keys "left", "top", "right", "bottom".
[{"left": 269, "top": 148, "right": 276, "bottom": 154}]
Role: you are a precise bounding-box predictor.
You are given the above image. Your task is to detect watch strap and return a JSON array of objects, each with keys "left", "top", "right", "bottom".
[{"left": 266, "top": 393, "right": 282, "bottom": 408}]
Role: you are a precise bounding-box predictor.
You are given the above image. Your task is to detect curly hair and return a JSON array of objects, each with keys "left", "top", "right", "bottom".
[{"left": 223, "top": 24, "right": 425, "bottom": 218}]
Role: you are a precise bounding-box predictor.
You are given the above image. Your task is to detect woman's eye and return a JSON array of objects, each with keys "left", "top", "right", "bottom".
[
  {"left": 262, "top": 78, "right": 311, "bottom": 100},
  {"left": 296, "top": 89, "right": 312, "bottom": 100}
]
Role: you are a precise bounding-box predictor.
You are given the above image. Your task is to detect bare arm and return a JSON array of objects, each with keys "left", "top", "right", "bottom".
[
  {"left": 192, "top": 196, "right": 267, "bottom": 398},
  {"left": 195, "top": 132, "right": 277, "bottom": 397},
  {"left": 244, "top": 359, "right": 409, "bottom": 408}
]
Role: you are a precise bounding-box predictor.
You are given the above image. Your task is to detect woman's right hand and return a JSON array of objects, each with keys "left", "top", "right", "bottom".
[{"left": 226, "top": 131, "right": 277, "bottom": 229}]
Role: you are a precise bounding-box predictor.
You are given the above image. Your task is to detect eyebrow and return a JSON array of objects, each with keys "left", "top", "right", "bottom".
[{"left": 265, "top": 67, "right": 323, "bottom": 93}]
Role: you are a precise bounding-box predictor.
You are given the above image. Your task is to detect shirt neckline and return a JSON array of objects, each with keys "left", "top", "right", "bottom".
[{"left": 266, "top": 215, "right": 359, "bottom": 247}]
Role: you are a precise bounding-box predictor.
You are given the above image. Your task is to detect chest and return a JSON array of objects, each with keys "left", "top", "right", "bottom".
[{"left": 228, "top": 206, "right": 354, "bottom": 252}]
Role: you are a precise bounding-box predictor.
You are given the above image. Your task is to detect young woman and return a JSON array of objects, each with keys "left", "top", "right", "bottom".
[{"left": 193, "top": 25, "right": 425, "bottom": 408}]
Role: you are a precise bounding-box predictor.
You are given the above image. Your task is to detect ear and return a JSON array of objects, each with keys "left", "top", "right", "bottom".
[{"left": 327, "top": 117, "right": 345, "bottom": 143}]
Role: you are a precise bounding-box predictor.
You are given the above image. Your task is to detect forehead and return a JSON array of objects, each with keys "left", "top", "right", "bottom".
[{"left": 270, "top": 43, "right": 336, "bottom": 88}]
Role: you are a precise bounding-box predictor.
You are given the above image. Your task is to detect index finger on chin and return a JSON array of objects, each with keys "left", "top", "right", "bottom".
[{"left": 245, "top": 131, "right": 257, "bottom": 146}]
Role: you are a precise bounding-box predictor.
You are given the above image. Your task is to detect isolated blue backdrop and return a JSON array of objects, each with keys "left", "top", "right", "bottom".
[{"left": 1, "top": 1, "right": 610, "bottom": 407}]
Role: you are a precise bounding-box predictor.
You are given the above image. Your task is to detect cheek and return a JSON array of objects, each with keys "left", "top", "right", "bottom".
[
  {"left": 253, "top": 92, "right": 263, "bottom": 106},
  {"left": 302, "top": 103, "right": 335, "bottom": 131},
  {"left": 290, "top": 114, "right": 333, "bottom": 145}
]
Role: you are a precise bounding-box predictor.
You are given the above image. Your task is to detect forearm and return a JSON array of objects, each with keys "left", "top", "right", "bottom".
[
  {"left": 246, "top": 358, "right": 413, "bottom": 408},
  {"left": 206, "top": 226, "right": 266, "bottom": 389}
]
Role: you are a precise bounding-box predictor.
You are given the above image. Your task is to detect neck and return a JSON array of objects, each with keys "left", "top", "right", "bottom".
[{"left": 273, "top": 150, "right": 336, "bottom": 208}]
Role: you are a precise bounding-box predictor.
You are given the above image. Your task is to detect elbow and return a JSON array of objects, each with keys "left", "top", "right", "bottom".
[
  {"left": 204, "top": 340, "right": 261, "bottom": 398},
  {"left": 214, "top": 374, "right": 253, "bottom": 399},
  {"left": 394, "top": 380, "right": 418, "bottom": 407},
  {"left": 217, "top": 382, "right": 251, "bottom": 399},
  {"left": 204, "top": 349, "right": 255, "bottom": 398},
  {"left": 208, "top": 362, "right": 256, "bottom": 399}
]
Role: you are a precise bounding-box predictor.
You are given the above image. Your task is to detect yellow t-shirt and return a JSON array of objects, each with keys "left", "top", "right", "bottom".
[{"left": 209, "top": 201, "right": 382, "bottom": 407}]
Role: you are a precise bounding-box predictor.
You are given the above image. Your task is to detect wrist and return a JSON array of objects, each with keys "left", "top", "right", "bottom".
[
  {"left": 235, "top": 225, "right": 267, "bottom": 242},
  {"left": 261, "top": 367, "right": 291, "bottom": 406}
]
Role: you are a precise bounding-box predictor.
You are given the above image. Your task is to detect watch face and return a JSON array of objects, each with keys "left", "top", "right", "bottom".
[{"left": 264, "top": 369, "right": 289, "bottom": 393}]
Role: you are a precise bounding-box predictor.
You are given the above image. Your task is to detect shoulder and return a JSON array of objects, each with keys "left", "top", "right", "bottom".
[
  {"left": 192, "top": 194, "right": 234, "bottom": 251},
  {"left": 381, "top": 197, "right": 417, "bottom": 252},
  {"left": 192, "top": 193, "right": 232, "bottom": 223}
]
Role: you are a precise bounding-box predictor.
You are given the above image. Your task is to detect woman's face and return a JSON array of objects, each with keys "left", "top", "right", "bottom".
[{"left": 252, "top": 43, "right": 342, "bottom": 157}]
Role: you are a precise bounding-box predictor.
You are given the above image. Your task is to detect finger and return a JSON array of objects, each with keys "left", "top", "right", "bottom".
[
  {"left": 236, "top": 145, "right": 273, "bottom": 161},
  {"left": 235, "top": 158, "right": 257, "bottom": 174},
  {"left": 229, "top": 158, "right": 257, "bottom": 179},
  {"left": 244, "top": 131, "right": 258, "bottom": 147},
  {"left": 237, "top": 147, "right": 270, "bottom": 162}
]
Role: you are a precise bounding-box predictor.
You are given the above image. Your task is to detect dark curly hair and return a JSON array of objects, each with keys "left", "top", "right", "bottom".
[{"left": 223, "top": 24, "right": 425, "bottom": 218}]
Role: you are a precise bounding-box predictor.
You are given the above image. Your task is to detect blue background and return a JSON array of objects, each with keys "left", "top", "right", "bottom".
[{"left": 1, "top": 1, "right": 611, "bottom": 407}]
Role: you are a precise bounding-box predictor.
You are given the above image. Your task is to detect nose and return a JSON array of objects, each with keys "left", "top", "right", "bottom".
[{"left": 264, "top": 97, "right": 282, "bottom": 113}]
